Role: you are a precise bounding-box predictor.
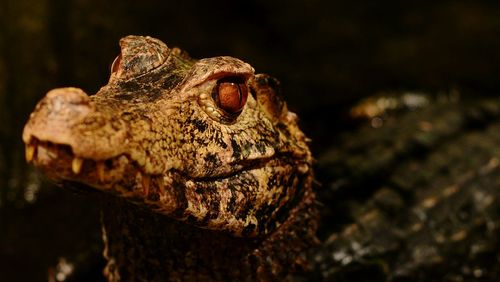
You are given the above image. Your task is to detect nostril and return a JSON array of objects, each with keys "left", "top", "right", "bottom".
[
  {"left": 43, "top": 87, "right": 92, "bottom": 117},
  {"left": 46, "top": 87, "right": 90, "bottom": 107},
  {"left": 23, "top": 87, "right": 93, "bottom": 144}
]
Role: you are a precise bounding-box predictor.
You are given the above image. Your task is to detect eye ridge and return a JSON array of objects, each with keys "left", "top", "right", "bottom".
[{"left": 212, "top": 77, "right": 248, "bottom": 115}]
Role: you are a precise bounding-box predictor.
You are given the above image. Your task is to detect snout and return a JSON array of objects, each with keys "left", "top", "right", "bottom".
[
  {"left": 22, "top": 87, "right": 92, "bottom": 145},
  {"left": 23, "top": 87, "right": 127, "bottom": 160}
]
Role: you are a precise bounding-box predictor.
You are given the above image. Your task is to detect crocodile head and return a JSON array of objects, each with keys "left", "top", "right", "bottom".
[{"left": 22, "top": 35, "right": 313, "bottom": 238}]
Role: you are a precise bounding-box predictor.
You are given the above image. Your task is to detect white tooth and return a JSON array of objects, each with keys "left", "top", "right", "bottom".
[
  {"left": 72, "top": 157, "right": 84, "bottom": 174},
  {"left": 141, "top": 173, "right": 150, "bottom": 196},
  {"left": 25, "top": 144, "right": 36, "bottom": 163},
  {"left": 96, "top": 161, "right": 105, "bottom": 182}
]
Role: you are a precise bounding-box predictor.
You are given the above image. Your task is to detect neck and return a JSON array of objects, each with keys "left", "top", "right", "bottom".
[{"left": 100, "top": 176, "right": 318, "bottom": 281}]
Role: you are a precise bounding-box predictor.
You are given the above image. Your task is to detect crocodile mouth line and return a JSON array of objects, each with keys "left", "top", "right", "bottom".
[
  {"left": 24, "top": 137, "right": 290, "bottom": 196},
  {"left": 24, "top": 137, "right": 157, "bottom": 196}
]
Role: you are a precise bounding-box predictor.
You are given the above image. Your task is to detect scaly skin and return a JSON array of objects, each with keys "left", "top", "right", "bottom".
[
  {"left": 314, "top": 95, "right": 500, "bottom": 281},
  {"left": 22, "top": 36, "right": 318, "bottom": 281}
]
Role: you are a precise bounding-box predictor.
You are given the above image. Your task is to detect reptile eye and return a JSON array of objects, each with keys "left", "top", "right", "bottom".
[
  {"left": 111, "top": 54, "right": 122, "bottom": 74},
  {"left": 212, "top": 78, "right": 248, "bottom": 114}
]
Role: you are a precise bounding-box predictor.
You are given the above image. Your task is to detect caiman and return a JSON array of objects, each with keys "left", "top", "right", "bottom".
[{"left": 22, "top": 36, "right": 500, "bottom": 281}]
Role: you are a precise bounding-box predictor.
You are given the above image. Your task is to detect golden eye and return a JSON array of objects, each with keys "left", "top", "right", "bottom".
[
  {"left": 212, "top": 78, "right": 248, "bottom": 114},
  {"left": 110, "top": 54, "right": 122, "bottom": 74}
]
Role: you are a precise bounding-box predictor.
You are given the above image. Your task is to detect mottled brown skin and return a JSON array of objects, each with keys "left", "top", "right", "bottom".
[{"left": 22, "top": 36, "right": 317, "bottom": 281}]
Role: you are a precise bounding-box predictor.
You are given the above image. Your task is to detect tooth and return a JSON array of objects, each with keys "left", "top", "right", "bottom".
[
  {"left": 142, "top": 173, "right": 150, "bottom": 196},
  {"left": 72, "top": 157, "right": 84, "bottom": 174},
  {"left": 96, "top": 161, "right": 105, "bottom": 182},
  {"left": 25, "top": 144, "right": 36, "bottom": 163}
]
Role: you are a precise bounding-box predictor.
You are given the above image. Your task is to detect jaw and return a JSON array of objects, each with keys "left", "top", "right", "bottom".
[
  {"left": 24, "top": 136, "right": 306, "bottom": 237},
  {"left": 24, "top": 137, "right": 205, "bottom": 226},
  {"left": 25, "top": 138, "right": 153, "bottom": 197}
]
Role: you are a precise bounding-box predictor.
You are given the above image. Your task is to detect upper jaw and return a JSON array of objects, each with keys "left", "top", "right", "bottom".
[
  {"left": 22, "top": 87, "right": 128, "bottom": 160},
  {"left": 22, "top": 87, "right": 151, "bottom": 195}
]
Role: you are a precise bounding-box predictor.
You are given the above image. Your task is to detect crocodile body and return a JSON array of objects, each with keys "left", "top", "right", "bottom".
[
  {"left": 314, "top": 95, "right": 500, "bottom": 281},
  {"left": 22, "top": 36, "right": 500, "bottom": 281}
]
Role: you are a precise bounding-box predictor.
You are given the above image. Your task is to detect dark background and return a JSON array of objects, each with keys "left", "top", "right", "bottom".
[{"left": 1, "top": 0, "right": 499, "bottom": 281}]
